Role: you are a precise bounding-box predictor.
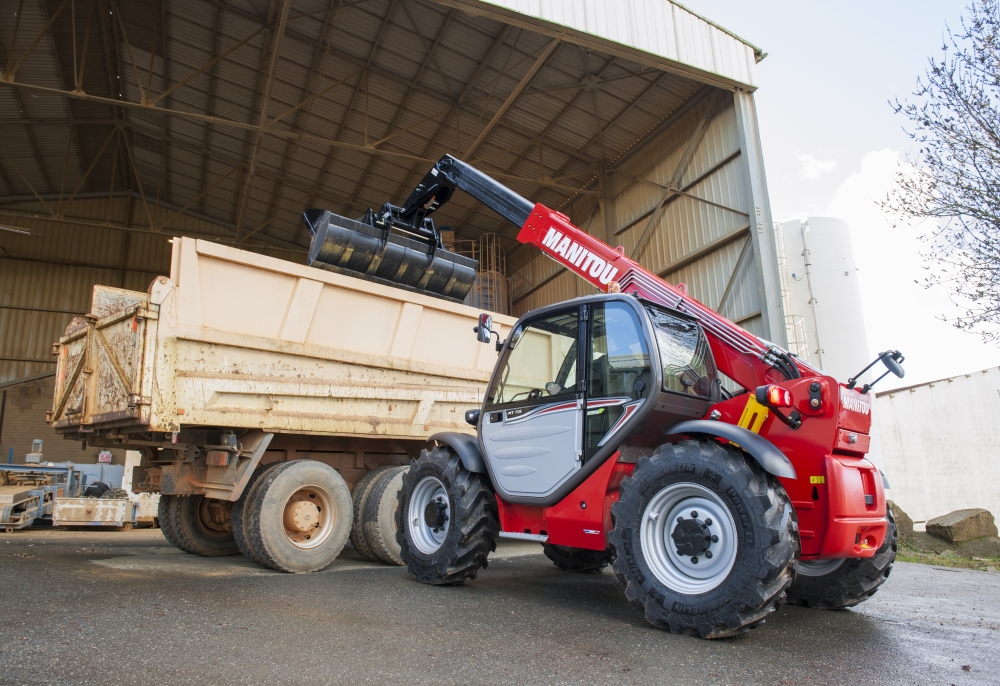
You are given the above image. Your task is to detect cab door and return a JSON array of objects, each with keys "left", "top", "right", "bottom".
[{"left": 480, "top": 307, "right": 584, "bottom": 498}]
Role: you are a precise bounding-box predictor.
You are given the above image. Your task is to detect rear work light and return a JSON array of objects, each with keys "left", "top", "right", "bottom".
[{"left": 755, "top": 384, "right": 793, "bottom": 408}]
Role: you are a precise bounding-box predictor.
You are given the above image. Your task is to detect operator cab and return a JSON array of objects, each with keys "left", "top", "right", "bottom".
[{"left": 477, "top": 294, "right": 719, "bottom": 504}]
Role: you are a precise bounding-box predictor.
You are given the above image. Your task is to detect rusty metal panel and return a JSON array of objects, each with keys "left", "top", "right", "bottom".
[{"left": 52, "top": 497, "right": 135, "bottom": 527}]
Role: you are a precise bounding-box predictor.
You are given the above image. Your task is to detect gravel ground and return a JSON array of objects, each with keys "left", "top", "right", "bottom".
[{"left": 1, "top": 528, "right": 998, "bottom": 685}]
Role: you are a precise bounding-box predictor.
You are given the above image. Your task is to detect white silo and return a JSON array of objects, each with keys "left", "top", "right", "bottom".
[{"left": 777, "top": 217, "right": 871, "bottom": 382}]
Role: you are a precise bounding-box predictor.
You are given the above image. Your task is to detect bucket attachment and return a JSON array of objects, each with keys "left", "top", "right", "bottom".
[{"left": 303, "top": 209, "right": 478, "bottom": 302}]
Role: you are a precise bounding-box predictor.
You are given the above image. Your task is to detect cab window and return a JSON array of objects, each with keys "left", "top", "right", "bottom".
[
  {"left": 487, "top": 309, "right": 579, "bottom": 407},
  {"left": 646, "top": 306, "right": 716, "bottom": 398}
]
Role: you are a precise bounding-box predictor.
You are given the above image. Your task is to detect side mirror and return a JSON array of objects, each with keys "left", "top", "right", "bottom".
[
  {"left": 881, "top": 350, "right": 905, "bottom": 379},
  {"left": 474, "top": 313, "right": 493, "bottom": 344},
  {"left": 465, "top": 409, "right": 480, "bottom": 426}
]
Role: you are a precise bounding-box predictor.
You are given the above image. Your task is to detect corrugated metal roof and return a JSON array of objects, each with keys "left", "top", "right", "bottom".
[{"left": 0, "top": 0, "right": 755, "bottom": 256}]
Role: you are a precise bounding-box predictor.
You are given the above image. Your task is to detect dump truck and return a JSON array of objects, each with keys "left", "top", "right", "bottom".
[
  {"left": 48, "top": 236, "right": 514, "bottom": 572},
  {"left": 349, "top": 154, "right": 901, "bottom": 638}
]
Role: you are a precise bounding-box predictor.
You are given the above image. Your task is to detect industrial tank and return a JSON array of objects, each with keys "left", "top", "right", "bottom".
[{"left": 778, "top": 217, "right": 871, "bottom": 382}]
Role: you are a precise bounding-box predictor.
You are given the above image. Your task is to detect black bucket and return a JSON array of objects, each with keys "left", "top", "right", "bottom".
[{"left": 302, "top": 209, "right": 478, "bottom": 303}]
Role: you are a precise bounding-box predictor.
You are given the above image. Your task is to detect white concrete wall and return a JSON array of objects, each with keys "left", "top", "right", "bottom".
[{"left": 876, "top": 366, "right": 1000, "bottom": 524}]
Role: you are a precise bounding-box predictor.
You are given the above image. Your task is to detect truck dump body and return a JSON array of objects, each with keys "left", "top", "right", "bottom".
[{"left": 50, "top": 237, "right": 513, "bottom": 442}]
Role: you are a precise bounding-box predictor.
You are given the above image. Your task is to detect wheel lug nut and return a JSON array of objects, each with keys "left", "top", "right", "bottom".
[
  {"left": 705, "top": 518, "right": 712, "bottom": 526},
  {"left": 690, "top": 511, "right": 698, "bottom": 518},
  {"left": 711, "top": 535, "right": 719, "bottom": 543},
  {"left": 691, "top": 556, "right": 698, "bottom": 564},
  {"left": 677, "top": 516, "right": 684, "bottom": 523},
  {"left": 705, "top": 551, "right": 713, "bottom": 559}
]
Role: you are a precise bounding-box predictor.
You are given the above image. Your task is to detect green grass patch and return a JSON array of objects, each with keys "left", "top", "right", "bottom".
[{"left": 898, "top": 537, "right": 1000, "bottom": 571}]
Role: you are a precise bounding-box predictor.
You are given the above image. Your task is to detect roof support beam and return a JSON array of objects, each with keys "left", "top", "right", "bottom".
[
  {"left": 463, "top": 38, "right": 559, "bottom": 160},
  {"left": 233, "top": 0, "right": 292, "bottom": 240},
  {"left": 0, "top": 43, "right": 55, "bottom": 194},
  {"left": 250, "top": 1, "right": 344, "bottom": 245},
  {"left": 338, "top": 8, "right": 458, "bottom": 222}
]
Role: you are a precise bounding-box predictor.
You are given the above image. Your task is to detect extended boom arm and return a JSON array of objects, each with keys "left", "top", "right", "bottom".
[{"left": 398, "top": 155, "right": 817, "bottom": 391}]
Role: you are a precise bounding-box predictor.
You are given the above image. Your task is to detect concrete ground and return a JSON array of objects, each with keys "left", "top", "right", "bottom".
[{"left": 1, "top": 528, "right": 997, "bottom": 686}]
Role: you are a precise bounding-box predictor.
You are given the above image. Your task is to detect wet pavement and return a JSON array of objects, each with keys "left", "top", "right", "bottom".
[{"left": 1, "top": 528, "right": 997, "bottom": 685}]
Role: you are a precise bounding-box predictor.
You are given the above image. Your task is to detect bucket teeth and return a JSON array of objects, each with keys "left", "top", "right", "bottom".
[{"left": 303, "top": 210, "right": 478, "bottom": 302}]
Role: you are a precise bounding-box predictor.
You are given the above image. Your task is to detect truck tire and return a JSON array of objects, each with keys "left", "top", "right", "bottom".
[
  {"left": 363, "top": 466, "right": 408, "bottom": 565},
  {"left": 349, "top": 466, "right": 393, "bottom": 561},
  {"left": 543, "top": 543, "right": 615, "bottom": 572},
  {"left": 171, "top": 495, "right": 240, "bottom": 557},
  {"left": 157, "top": 495, "right": 191, "bottom": 553},
  {"left": 232, "top": 461, "right": 285, "bottom": 566},
  {"left": 245, "top": 460, "right": 352, "bottom": 573},
  {"left": 608, "top": 439, "right": 797, "bottom": 639},
  {"left": 396, "top": 446, "right": 499, "bottom": 585},
  {"left": 786, "top": 506, "right": 897, "bottom": 609}
]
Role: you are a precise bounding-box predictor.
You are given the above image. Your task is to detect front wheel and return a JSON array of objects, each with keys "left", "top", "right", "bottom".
[
  {"left": 786, "top": 506, "right": 897, "bottom": 609},
  {"left": 396, "top": 446, "right": 499, "bottom": 585},
  {"left": 608, "top": 439, "right": 797, "bottom": 638}
]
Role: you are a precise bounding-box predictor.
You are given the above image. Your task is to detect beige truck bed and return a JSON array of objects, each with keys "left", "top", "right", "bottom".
[
  {"left": 50, "top": 236, "right": 513, "bottom": 441},
  {"left": 48, "top": 237, "right": 514, "bottom": 500}
]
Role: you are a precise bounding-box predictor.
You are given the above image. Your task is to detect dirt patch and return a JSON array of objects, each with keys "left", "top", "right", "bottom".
[{"left": 898, "top": 533, "right": 1000, "bottom": 572}]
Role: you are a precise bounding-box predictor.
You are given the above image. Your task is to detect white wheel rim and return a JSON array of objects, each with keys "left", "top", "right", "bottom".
[
  {"left": 640, "top": 482, "right": 738, "bottom": 594},
  {"left": 282, "top": 485, "right": 335, "bottom": 550},
  {"left": 408, "top": 476, "right": 450, "bottom": 554},
  {"left": 795, "top": 558, "right": 845, "bottom": 577}
]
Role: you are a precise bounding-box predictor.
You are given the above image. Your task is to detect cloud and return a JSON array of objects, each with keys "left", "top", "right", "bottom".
[
  {"left": 825, "top": 149, "right": 1000, "bottom": 388},
  {"left": 798, "top": 153, "right": 838, "bottom": 179}
]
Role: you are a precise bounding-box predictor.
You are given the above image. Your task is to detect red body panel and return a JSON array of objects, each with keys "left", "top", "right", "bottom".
[
  {"left": 509, "top": 202, "right": 887, "bottom": 559},
  {"left": 497, "top": 456, "right": 634, "bottom": 551}
]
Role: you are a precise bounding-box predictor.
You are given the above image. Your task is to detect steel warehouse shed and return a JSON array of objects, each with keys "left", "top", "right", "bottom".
[{"left": 0, "top": 0, "right": 784, "bottom": 384}]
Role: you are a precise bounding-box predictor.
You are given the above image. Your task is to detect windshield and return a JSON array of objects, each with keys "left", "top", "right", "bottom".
[
  {"left": 646, "top": 306, "right": 716, "bottom": 398},
  {"left": 488, "top": 309, "right": 579, "bottom": 406}
]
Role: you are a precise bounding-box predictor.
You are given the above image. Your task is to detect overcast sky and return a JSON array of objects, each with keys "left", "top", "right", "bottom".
[{"left": 680, "top": 0, "right": 1000, "bottom": 389}]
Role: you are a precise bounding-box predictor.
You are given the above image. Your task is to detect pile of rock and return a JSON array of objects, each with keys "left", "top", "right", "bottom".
[{"left": 891, "top": 502, "right": 1000, "bottom": 559}]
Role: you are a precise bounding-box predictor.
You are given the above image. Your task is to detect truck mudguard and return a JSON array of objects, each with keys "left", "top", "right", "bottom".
[
  {"left": 429, "top": 432, "right": 487, "bottom": 473},
  {"left": 664, "top": 420, "right": 797, "bottom": 480}
]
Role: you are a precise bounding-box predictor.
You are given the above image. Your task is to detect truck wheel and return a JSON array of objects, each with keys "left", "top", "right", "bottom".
[
  {"left": 543, "top": 544, "right": 615, "bottom": 572},
  {"left": 245, "top": 460, "right": 352, "bottom": 573},
  {"left": 608, "top": 439, "right": 797, "bottom": 639},
  {"left": 396, "top": 446, "right": 499, "bottom": 585},
  {"left": 349, "top": 466, "right": 393, "bottom": 561},
  {"left": 171, "top": 495, "right": 240, "bottom": 557},
  {"left": 157, "top": 495, "right": 191, "bottom": 553},
  {"left": 786, "top": 506, "right": 897, "bottom": 609},
  {"left": 231, "top": 461, "right": 285, "bottom": 566},
  {"left": 363, "top": 466, "right": 408, "bottom": 565}
]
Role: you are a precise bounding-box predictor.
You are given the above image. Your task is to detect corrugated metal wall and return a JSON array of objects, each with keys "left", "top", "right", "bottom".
[
  {"left": 508, "top": 88, "right": 766, "bottom": 339},
  {"left": 0, "top": 196, "right": 305, "bottom": 383}
]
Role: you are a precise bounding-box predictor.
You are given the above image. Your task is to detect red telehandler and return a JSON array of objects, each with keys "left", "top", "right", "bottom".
[{"left": 306, "top": 154, "right": 903, "bottom": 638}]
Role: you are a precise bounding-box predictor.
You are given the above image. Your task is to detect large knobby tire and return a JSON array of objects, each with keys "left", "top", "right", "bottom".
[
  {"left": 349, "top": 466, "right": 394, "bottom": 561},
  {"left": 157, "top": 495, "right": 190, "bottom": 552},
  {"left": 786, "top": 506, "right": 897, "bottom": 609},
  {"left": 396, "top": 446, "right": 499, "bottom": 585},
  {"left": 543, "top": 544, "right": 615, "bottom": 572},
  {"left": 169, "top": 495, "right": 240, "bottom": 557},
  {"left": 245, "top": 460, "right": 352, "bottom": 573},
  {"left": 608, "top": 439, "right": 797, "bottom": 639},
  {"left": 232, "top": 461, "right": 285, "bottom": 566},
  {"left": 363, "top": 466, "right": 408, "bottom": 566}
]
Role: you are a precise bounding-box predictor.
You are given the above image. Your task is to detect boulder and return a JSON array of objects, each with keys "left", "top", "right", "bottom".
[
  {"left": 926, "top": 509, "right": 998, "bottom": 543},
  {"left": 887, "top": 500, "right": 914, "bottom": 537}
]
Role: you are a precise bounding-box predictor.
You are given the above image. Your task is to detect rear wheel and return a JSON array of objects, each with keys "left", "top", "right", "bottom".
[
  {"left": 245, "top": 460, "right": 352, "bottom": 573},
  {"left": 609, "top": 439, "right": 797, "bottom": 638},
  {"left": 543, "top": 544, "right": 615, "bottom": 572},
  {"left": 168, "top": 495, "right": 240, "bottom": 557},
  {"left": 786, "top": 506, "right": 897, "bottom": 609},
  {"left": 157, "top": 495, "right": 188, "bottom": 552},
  {"left": 349, "top": 466, "right": 393, "bottom": 561},
  {"left": 232, "top": 461, "right": 285, "bottom": 566},
  {"left": 396, "top": 446, "right": 498, "bottom": 585},
  {"left": 363, "top": 466, "right": 408, "bottom": 565}
]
